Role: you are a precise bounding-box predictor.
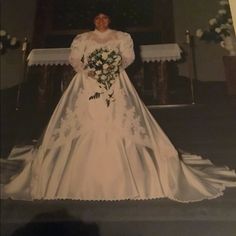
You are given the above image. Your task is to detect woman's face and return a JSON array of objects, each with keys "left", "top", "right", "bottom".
[{"left": 94, "top": 13, "right": 110, "bottom": 31}]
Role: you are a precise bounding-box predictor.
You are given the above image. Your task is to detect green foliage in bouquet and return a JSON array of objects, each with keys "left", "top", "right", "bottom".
[{"left": 85, "top": 48, "right": 122, "bottom": 107}]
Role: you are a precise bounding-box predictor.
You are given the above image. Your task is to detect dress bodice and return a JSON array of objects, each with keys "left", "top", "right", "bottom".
[
  {"left": 83, "top": 29, "right": 121, "bottom": 55},
  {"left": 69, "top": 29, "right": 135, "bottom": 73}
]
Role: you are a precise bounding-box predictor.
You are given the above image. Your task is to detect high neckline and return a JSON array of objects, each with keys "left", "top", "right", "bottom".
[{"left": 94, "top": 29, "right": 112, "bottom": 37}]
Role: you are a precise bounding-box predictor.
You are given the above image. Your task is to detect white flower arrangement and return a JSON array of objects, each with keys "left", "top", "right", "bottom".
[
  {"left": 219, "top": 0, "right": 228, "bottom": 6},
  {"left": 196, "top": 0, "right": 234, "bottom": 43},
  {"left": 0, "top": 29, "right": 20, "bottom": 54},
  {"left": 85, "top": 47, "right": 122, "bottom": 107},
  {"left": 0, "top": 30, "right": 7, "bottom": 37}
]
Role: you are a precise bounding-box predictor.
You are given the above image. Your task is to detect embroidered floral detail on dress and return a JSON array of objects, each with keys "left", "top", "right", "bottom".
[
  {"left": 48, "top": 85, "right": 150, "bottom": 148},
  {"left": 114, "top": 89, "right": 150, "bottom": 146},
  {"left": 49, "top": 89, "right": 86, "bottom": 147},
  {"left": 52, "top": 108, "right": 80, "bottom": 140}
]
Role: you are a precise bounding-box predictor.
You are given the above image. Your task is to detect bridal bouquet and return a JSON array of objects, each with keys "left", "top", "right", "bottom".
[{"left": 85, "top": 48, "right": 122, "bottom": 106}]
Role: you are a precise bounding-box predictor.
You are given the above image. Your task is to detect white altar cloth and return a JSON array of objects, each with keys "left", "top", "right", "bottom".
[
  {"left": 140, "top": 44, "right": 182, "bottom": 62},
  {"left": 27, "top": 44, "right": 182, "bottom": 66},
  {"left": 27, "top": 48, "right": 71, "bottom": 66}
]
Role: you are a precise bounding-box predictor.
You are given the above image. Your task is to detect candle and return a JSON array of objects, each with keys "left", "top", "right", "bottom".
[
  {"left": 185, "top": 30, "right": 190, "bottom": 44},
  {"left": 22, "top": 38, "right": 28, "bottom": 51}
]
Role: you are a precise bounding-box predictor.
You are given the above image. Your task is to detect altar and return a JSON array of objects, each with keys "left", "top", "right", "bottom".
[
  {"left": 140, "top": 44, "right": 182, "bottom": 104},
  {"left": 27, "top": 44, "right": 182, "bottom": 110}
]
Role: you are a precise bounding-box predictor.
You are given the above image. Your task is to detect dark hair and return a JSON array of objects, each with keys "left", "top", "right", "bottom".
[
  {"left": 91, "top": 1, "right": 113, "bottom": 19},
  {"left": 92, "top": 10, "right": 112, "bottom": 20}
]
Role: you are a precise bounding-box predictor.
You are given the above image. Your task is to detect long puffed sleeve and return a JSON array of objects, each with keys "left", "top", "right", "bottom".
[
  {"left": 119, "top": 32, "right": 135, "bottom": 69},
  {"left": 69, "top": 34, "right": 86, "bottom": 73}
]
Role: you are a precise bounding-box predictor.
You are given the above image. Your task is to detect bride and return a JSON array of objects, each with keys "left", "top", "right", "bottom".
[{"left": 2, "top": 11, "right": 236, "bottom": 202}]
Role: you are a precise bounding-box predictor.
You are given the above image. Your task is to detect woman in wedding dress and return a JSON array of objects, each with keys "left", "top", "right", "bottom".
[{"left": 2, "top": 11, "right": 236, "bottom": 202}]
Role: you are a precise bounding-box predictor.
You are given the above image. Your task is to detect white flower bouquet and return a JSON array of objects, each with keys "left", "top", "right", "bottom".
[
  {"left": 196, "top": 0, "right": 234, "bottom": 43},
  {"left": 85, "top": 48, "right": 122, "bottom": 106},
  {"left": 0, "top": 29, "right": 20, "bottom": 54}
]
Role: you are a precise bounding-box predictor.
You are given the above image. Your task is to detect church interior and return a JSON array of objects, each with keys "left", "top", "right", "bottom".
[{"left": 1, "top": 0, "right": 236, "bottom": 235}]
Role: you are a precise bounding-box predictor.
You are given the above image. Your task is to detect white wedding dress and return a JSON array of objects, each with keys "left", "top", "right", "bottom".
[{"left": 2, "top": 29, "right": 236, "bottom": 202}]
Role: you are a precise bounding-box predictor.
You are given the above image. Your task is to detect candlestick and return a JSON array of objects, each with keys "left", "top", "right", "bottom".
[
  {"left": 185, "top": 30, "right": 190, "bottom": 44},
  {"left": 22, "top": 37, "right": 28, "bottom": 51}
]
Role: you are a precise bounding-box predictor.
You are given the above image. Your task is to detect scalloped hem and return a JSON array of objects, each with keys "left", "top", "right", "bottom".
[{"left": 3, "top": 186, "right": 227, "bottom": 203}]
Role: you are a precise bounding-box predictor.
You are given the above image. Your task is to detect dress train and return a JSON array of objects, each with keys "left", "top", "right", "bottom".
[{"left": 2, "top": 70, "right": 236, "bottom": 202}]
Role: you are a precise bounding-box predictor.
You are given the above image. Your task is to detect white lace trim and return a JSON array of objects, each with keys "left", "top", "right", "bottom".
[
  {"left": 113, "top": 89, "right": 150, "bottom": 146},
  {"left": 88, "top": 29, "right": 119, "bottom": 44},
  {"left": 48, "top": 88, "right": 150, "bottom": 148}
]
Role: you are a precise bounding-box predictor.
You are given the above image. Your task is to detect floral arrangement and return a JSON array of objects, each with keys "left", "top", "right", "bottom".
[
  {"left": 0, "top": 30, "right": 20, "bottom": 54},
  {"left": 85, "top": 48, "right": 122, "bottom": 107},
  {"left": 196, "top": 0, "right": 234, "bottom": 43}
]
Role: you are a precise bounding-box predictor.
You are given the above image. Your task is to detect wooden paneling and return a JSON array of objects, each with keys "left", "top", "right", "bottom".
[{"left": 32, "top": 0, "right": 175, "bottom": 48}]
